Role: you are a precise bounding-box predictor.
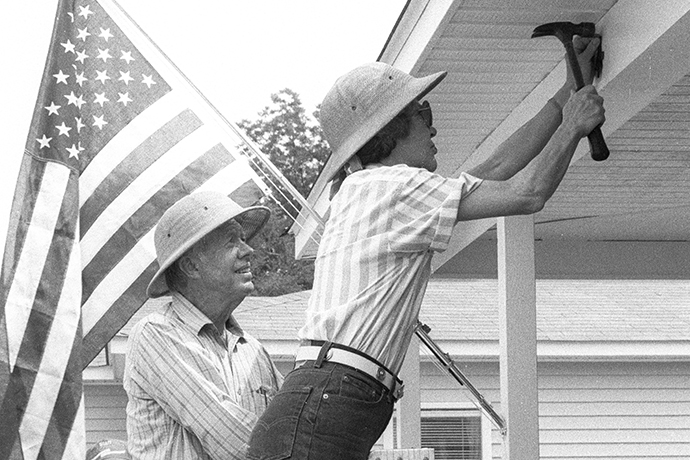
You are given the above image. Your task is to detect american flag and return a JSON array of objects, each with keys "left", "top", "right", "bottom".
[{"left": 0, "top": 0, "right": 272, "bottom": 457}]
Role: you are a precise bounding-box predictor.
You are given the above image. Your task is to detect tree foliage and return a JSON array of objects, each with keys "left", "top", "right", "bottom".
[
  {"left": 238, "top": 89, "right": 330, "bottom": 197},
  {"left": 237, "top": 89, "right": 329, "bottom": 296}
]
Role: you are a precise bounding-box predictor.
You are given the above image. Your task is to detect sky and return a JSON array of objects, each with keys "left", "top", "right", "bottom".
[{"left": 0, "top": 0, "right": 407, "bottom": 244}]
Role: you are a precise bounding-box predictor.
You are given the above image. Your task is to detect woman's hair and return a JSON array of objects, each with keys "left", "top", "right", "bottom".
[{"left": 355, "top": 106, "right": 412, "bottom": 165}]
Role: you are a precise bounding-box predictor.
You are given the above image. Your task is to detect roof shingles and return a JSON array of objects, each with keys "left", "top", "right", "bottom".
[{"left": 119, "top": 279, "right": 689, "bottom": 343}]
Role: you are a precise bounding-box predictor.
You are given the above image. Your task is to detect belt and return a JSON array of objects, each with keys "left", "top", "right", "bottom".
[{"left": 295, "top": 341, "right": 404, "bottom": 400}]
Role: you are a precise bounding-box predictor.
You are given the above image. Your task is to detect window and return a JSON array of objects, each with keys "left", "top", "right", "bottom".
[
  {"left": 377, "top": 407, "right": 484, "bottom": 459},
  {"left": 421, "top": 409, "right": 482, "bottom": 460}
]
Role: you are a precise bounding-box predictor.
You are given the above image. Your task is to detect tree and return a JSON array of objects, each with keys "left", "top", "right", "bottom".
[
  {"left": 237, "top": 89, "right": 329, "bottom": 296},
  {"left": 238, "top": 89, "right": 330, "bottom": 197}
]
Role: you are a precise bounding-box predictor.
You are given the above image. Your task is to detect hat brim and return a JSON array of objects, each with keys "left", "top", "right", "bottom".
[
  {"left": 146, "top": 205, "right": 270, "bottom": 298},
  {"left": 311, "top": 69, "right": 447, "bottom": 202}
]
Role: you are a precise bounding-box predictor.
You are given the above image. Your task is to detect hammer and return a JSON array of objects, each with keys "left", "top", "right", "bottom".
[{"left": 532, "top": 21, "right": 609, "bottom": 161}]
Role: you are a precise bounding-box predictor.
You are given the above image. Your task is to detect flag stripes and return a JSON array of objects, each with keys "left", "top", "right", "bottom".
[
  {"left": 78, "top": 93, "right": 186, "bottom": 204},
  {"left": 2, "top": 0, "right": 276, "bottom": 455},
  {"left": 1, "top": 158, "right": 83, "bottom": 460},
  {"left": 79, "top": 108, "right": 203, "bottom": 235},
  {"left": 80, "top": 123, "right": 214, "bottom": 266},
  {"left": 22, "top": 239, "right": 83, "bottom": 460},
  {"left": 81, "top": 163, "right": 264, "bottom": 366},
  {"left": 81, "top": 262, "right": 156, "bottom": 366},
  {"left": 6, "top": 162, "right": 73, "bottom": 370},
  {"left": 81, "top": 144, "right": 233, "bottom": 299}
]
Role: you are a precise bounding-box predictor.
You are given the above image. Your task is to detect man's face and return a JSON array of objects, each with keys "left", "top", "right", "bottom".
[
  {"left": 193, "top": 219, "right": 256, "bottom": 300},
  {"left": 390, "top": 100, "right": 438, "bottom": 172}
]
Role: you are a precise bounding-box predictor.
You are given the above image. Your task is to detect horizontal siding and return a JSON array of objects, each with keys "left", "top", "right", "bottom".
[
  {"left": 537, "top": 362, "right": 690, "bottom": 460},
  {"left": 83, "top": 359, "right": 295, "bottom": 448},
  {"left": 421, "top": 361, "right": 690, "bottom": 460},
  {"left": 541, "top": 416, "right": 690, "bottom": 430},
  {"left": 86, "top": 360, "right": 689, "bottom": 458},
  {"left": 84, "top": 383, "right": 128, "bottom": 448}
]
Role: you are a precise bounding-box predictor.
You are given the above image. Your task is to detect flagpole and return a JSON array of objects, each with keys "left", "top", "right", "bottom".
[{"left": 107, "top": 0, "right": 327, "bottom": 229}]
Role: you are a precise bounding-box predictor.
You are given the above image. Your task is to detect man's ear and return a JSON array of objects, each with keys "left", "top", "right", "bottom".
[{"left": 178, "top": 254, "right": 200, "bottom": 279}]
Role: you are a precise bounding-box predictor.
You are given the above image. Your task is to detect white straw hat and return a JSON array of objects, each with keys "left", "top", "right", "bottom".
[
  {"left": 313, "top": 62, "right": 447, "bottom": 198},
  {"left": 146, "top": 191, "right": 270, "bottom": 298}
]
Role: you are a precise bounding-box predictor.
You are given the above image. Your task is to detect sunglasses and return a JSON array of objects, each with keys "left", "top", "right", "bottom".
[{"left": 417, "top": 100, "right": 432, "bottom": 128}]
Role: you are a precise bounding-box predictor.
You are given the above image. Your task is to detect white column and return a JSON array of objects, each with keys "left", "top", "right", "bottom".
[
  {"left": 397, "top": 335, "right": 422, "bottom": 448},
  {"left": 497, "top": 215, "right": 539, "bottom": 460}
]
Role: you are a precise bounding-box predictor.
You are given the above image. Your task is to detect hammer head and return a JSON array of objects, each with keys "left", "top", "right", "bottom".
[{"left": 532, "top": 22, "right": 596, "bottom": 43}]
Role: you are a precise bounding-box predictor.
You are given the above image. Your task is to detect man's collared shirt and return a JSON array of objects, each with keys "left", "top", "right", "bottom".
[
  {"left": 299, "top": 164, "right": 482, "bottom": 374},
  {"left": 124, "top": 292, "right": 283, "bottom": 460}
]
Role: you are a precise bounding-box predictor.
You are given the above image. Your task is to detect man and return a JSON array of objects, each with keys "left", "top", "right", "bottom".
[
  {"left": 123, "top": 191, "right": 283, "bottom": 459},
  {"left": 247, "top": 38, "right": 605, "bottom": 460}
]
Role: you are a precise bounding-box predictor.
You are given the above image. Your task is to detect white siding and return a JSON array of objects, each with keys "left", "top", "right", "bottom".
[
  {"left": 84, "top": 360, "right": 689, "bottom": 458},
  {"left": 84, "top": 383, "right": 128, "bottom": 447},
  {"left": 83, "top": 360, "right": 295, "bottom": 448},
  {"left": 420, "top": 361, "right": 690, "bottom": 460}
]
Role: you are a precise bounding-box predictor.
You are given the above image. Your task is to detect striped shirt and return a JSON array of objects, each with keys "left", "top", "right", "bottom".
[
  {"left": 124, "top": 292, "right": 283, "bottom": 460},
  {"left": 298, "top": 164, "right": 482, "bottom": 374}
]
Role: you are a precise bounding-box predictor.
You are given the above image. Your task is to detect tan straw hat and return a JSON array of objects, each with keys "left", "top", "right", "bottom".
[
  {"left": 314, "top": 62, "right": 447, "bottom": 197},
  {"left": 146, "top": 191, "right": 270, "bottom": 298}
]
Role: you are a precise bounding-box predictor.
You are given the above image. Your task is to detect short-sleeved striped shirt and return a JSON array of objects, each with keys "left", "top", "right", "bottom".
[
  {"left": 124, "top": 292, "right": 283, "bottom": 460},
  {"left": 298, "top": 164, "right": 482, "bottom": 374}
]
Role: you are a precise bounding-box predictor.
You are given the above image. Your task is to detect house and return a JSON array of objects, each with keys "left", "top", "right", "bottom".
[
  {"left": 84, "top": 278, "right": 690, "bottom": 459},
  {"left": 290, "top": 0, "right": 690, "bottom": 457},
  {"left": 83, "top": 0, "right": 690, "bottom": 458}
]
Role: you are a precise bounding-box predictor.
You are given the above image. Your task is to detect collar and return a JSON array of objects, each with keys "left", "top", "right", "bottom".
[{"left": 170, "top": 291, "right": 245, "bottom": 339}]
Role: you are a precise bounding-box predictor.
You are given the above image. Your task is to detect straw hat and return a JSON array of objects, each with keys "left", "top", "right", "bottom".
[
  {"left": 146, "top": 191, "right": 270, "bottom": 298},
  {"left": 317, "top": 62, "right": 447, "bottom": 187}
]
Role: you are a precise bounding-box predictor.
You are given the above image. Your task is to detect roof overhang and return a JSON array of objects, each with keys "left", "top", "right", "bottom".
[{"left": 294, "top": 0, "right": 690, "bottom": 264}]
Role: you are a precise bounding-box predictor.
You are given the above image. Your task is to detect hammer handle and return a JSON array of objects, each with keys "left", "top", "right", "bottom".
[{"left": 564, "top": 42, "right": 610, "bottom": 161}]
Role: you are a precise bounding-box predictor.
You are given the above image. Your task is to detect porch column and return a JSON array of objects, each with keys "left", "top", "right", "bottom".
[
  {"left": 398, "top": 334, "right": 422, "bottom": 448},
  {"left": 497, "top": 215, "right": 539, "bottom": 460}
]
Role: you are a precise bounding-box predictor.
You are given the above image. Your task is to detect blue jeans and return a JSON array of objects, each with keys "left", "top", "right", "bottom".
[{"left": 246, "top": 361, "right": 395, "bottom": 460}]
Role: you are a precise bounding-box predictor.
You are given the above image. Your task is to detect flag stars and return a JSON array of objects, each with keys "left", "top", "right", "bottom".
[
  {"left": 120, "top": 50, "right": 134, "bottom": 64},
  {"left": 95, "top": 69, "right": 111, "bottom": 84},
  {"left": 56, "top": 122, "right": 72, "bottom": 137},
  {"left": 44, "top": 102, "right": 61, "bottom": 116},
  {"left": 98, "top": 28, "right": 113, "bottom": 41},
  {"left": 75, "top": 50, "right": 89, "bottom": 64},
  {"left": 66, "top": 143, "right": 83, "bottom": 159},
  {"left": 77, "top": 27, "right": 91, "bottom": 41},
  {"left": 142, "top": 74, "right": 156, "bottom": 88},
  {"left": 118, "top": 71, "right": 133, "bottom": 85},
  {"left": 75, "top": 117, "right": 86, "bottom": 133},
  {"left": 75, "top": 71, "right": 88, "bottom": 86},
  {"left": 96, "top": 48, "right": 112, "bottom": 62},
  {"left": 36, "top": 134, "right": 52, "bottom": 149},
  {"left": 93, "top": 92, "right": 109, "bottom": 107},
  {"left": 65, "top": 91, "right": 86, "bottom": 109},
  {"left": 61, "top": 39, "right": 76, "bottom": 54},
  {"left": 78, "top": 5, "right": 94, "bottom": 19},
  {"left": 92, "top": 114, "right": 107, "bottom": 130},
  {"left": 53, "top": 70, "right": 69, "bottom": 84},
  {"left": 117, "top": 92, "right": 132, "bottom": 106}
]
